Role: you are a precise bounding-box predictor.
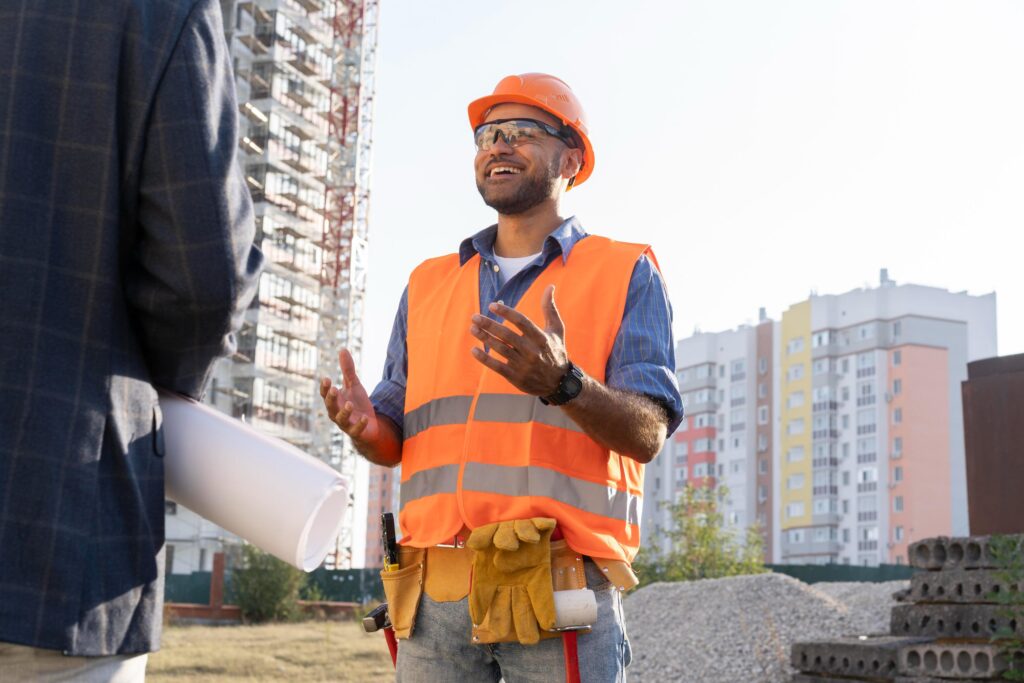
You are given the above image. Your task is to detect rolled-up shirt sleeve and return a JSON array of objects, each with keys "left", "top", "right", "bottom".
[
  {"left": 605, "top": 254, "right": 684, "bottom": 436},
  {"left": 370, "top": 287, "right": 409, "bottom": 437}
]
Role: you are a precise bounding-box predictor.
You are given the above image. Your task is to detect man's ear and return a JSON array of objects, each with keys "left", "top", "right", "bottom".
[{"left": 561, "top": 148, "right": 583, "bottom": 181}]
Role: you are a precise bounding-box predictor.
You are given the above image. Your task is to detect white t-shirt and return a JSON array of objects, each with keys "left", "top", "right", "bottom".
[{"left": 494, "top": 252, "right": 541, "bottom": 286}]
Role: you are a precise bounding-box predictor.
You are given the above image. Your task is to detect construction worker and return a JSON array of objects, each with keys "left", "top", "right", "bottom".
[{"left": 321, "top": 73, "right": 682, "bottom": 681}]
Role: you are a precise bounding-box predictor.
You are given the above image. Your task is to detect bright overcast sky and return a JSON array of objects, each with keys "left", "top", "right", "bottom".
[{"left": 359, "top": 0, "right": 1024, "bottom": 383}]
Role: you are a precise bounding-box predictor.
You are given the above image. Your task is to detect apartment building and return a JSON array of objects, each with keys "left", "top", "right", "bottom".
[{"left": 644, "top": 271, "right": 996, "bottom": 567}]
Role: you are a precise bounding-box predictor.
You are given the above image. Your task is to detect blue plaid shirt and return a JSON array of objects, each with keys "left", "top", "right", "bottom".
[{"left": 370, "top": 216, "right": 683, "bottom": 436}]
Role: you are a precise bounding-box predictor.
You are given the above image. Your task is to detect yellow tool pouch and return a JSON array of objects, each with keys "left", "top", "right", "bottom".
[{"left": 380, "top": 547, "right": 425, "bottom": 639}]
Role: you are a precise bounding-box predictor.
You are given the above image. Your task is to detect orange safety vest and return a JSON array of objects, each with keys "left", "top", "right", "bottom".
[{"left": 400, "top": 235, "right": 657, "bottom": 563}]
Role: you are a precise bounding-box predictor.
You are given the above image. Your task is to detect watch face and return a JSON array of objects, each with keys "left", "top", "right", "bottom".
[{"left": 564, "top": 374, "right": 583, "bottom": 397}]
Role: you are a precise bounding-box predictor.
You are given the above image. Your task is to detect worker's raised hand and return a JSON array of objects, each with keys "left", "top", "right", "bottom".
[
  {"left": 320, "top": 348, "right": 379, "bottom": 443},
  {"left": 469, "top": 285, "right": 570, "bottom": 398}
]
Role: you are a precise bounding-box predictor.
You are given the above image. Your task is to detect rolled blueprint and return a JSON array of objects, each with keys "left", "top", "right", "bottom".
[
  {"left": 552, "top": 589, "right": 598, "bottom": 629},
  {"left": 160, "top": 393, "right": 348, "bottom": 571}
]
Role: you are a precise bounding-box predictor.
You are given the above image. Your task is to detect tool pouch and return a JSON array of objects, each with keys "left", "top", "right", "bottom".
[{"left": 380, "top": 547, "right": 425, "bottom": 639}]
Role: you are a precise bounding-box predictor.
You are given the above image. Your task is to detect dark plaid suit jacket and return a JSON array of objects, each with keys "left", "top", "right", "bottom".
[{"left": 0, "top": 0, "right": 262, "bottom": 655}]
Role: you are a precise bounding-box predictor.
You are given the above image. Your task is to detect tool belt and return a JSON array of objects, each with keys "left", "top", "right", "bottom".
[{"left": 379, "top": 533, "right": 638, "bottom": 641}]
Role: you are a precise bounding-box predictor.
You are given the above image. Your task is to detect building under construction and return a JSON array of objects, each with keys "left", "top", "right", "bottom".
[{"left": 165, "top": 0, "right": 379, "bottom": 574}]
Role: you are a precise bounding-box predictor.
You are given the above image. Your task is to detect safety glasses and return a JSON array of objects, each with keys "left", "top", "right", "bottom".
[{"left": 473, "top": 118, "right": 577, "bottom": 152}]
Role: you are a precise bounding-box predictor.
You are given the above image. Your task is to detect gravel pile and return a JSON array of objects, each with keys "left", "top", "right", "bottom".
[{"left": 623, "top": 573, "right": 909, "bottom": 683}]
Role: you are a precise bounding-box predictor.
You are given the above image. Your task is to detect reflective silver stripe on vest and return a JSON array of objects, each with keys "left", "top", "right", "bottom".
[
  {"left": 404, "top": 395, "right": 473, "bottom": 439},
  {"left": 473, "top": 394, "right": 585, "bottom": 434},
  {"left": 404, "top": 394, "right": 585, "bottom": 439},
  {"left": 400, "top": 463, "right": 460, "bottom": 507}
]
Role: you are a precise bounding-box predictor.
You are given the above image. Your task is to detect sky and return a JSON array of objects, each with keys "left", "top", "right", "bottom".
[{"left": 358, "top": 0, "right": 1024, "bottom": 387}]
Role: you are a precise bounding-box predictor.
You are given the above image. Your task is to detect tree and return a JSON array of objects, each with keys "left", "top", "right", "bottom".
[
  {"left": 231, "top": 545, "right": 307, "bottom": 623},
  {"left": 633, "top": 482, "right": 767, "bottom": 586}
]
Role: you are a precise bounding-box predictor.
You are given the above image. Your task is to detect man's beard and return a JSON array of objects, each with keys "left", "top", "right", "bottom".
[{"left": 477, "top": 159, "right": 560, "bottom": 215}]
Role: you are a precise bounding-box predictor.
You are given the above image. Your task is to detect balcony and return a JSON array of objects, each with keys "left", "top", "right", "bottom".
[
  {"left": 858, "top": 511, "right": 878, "bottom": 522},
  {"left": 856, "top": 395, "right": 877, "bottom": 407},
  {"left": 813, "top": 401, "right": 839, "bottom": 413},
  {"left": 857, "top": 481, "right": 878, "bottom": 493},
  {"left": 858, "top": 540, "right": 879, "bottom": 552},
  {"left": 812, "top": 457, "right": 839, "bottom": 468},
  {"left": 857, "top": 424, "right": 877, "bottom": 435},
  {"left": 812, "top": 485, "right": 838, "bottom": 496},
  {"left": 856, "top": 452, "right": 877, "bottom": 464},
  {"left": 856, "top": 367, "right": 876, "bottom": 378},
  {"left": 813, "top": 429, "right": 840, "bottom": 440}
]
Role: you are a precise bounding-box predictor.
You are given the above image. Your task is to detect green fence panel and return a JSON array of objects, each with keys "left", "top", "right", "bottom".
[
  {"left": 766, "top": 563, "right": 917, "bottom": 583},
  {"left": 304, "top": 568, "right": 384, "bottom": 603},
  {"left": 165, "top": 571, "right": 212, "bottom": 604}
]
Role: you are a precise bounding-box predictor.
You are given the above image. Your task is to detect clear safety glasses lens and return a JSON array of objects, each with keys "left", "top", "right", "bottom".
[{"left": 473, "top": 118, "right": 568, "bottom": 152}]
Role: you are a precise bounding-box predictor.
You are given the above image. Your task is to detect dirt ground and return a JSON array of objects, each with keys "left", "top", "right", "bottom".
[{"left": 147, "top": 620, "right": 393, "bottom": 682}]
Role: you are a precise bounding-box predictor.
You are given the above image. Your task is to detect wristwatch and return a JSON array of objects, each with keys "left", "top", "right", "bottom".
[{"left": 540, "top": 361, "right": 584, "bottom": 406}]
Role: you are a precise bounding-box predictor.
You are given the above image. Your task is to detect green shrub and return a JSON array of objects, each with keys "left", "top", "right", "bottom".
[
  {"left": 634, "top": 483, "right": 767, "bottom": 586},
  {"left": 232, "top": 545, "right": 307, "bottom": 623}
]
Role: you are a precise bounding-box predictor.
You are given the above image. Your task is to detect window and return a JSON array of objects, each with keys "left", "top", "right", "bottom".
[
  {"left": 696, "top": 365, "right": 711, "bottom": 379},
  {"left": 788, "top": 529, "right": 805, "bottom": 544},
  {"left": 728, "top": 512, "right": 740, "bottom": 525},
  {"left": 757, "top": 434, "right": 768, "bottom": 452},
  {"left": 787, "top": 473, "right": 805, "bottom": 490},
  {"left": 893, "top": 350, "right": 902, "bottom": 366},
  {"left": 677, "top": 369, "right": 689, "bottom": 384},
  {"left": 813, "top": 498, "right": 831, "bottom": 514},
  {"left": 859, "top": 526, "right": 879, "bottom": 542},
  {"left": 787, "top": 419, "right": 804, "bottom": 435},
  {"left": 895, "top": 526, "right": 904, "bottom": 542},
  {"left": 695, "top": 414, "right": 712, "bottom": 428},
  {"left": 893, "top": 379, "right": 902, "bottom": 395},
  {"left": 893, "top": 321, "right": 902, "bottom": 337},
  {"left": 718, "top": 389, "right": 725, "bottom": 402},
  {"left": 842, "top": 471, "right": 851, "bottom": 486},
  {"left": 813, "top": 527, "right": 828, "bottom": 542},
  {"left": 732, "top": 359, "right": 746, "bottom": 376},
  {"left": 842, "top": 442, "right": 850, "bottom": 458},
  {"left": 812, "top": 331, "right": 833, "bottom": 348},
  {"left": 694, "top": 463, "right": 709, "bottom": 477},
  {"left": 757, "top": 485, "right": 767, "bottom": 502},
  {"left": 893, "top": 437, "right": 903, "bottom": 455},
  {"left": 842, "top": 528, "right": 851, "bottom": 543},
  {"left": 717, "top": 414, "right": 725, "bottom": 430},
  {"left": 787, "top": 337, "right": 805, "bottom": 355},
  {"left": 731, "top": 460, "right": 742, "bottom": 474},
  {"left": 758, "top": 382, "right": 767, "bottom": 399},
  {"left": 858, "top": 325, "right": 874, "bottom": 340},
  {"left": 675, "top": 467, "right": 687, "bottom": 484},
  {"left": 842, "top": 415, "right": 850, "bottom": 429},
  {"left": 812, "top": 359, "right": 828, "bottom": 375},
  {"left": 717, "top": 463, "right": 725, "bottom": 477},
  {"left": 857, "top": 438, "right": 875, "bottom": 455},
  {"left": 893, "top": 408, "right": 902, "bottom": 424},
  {"left": 732, "top": 383, "right": 747, "bottom": 401},
  {"left": 894, "top": 466, "right": 903, "bottom": 482},
  {"left": 857, "top": 352, "right": 875, "bottom": 369},
  {"left": 758, "top": 458, "right": 768, "bottom": 474},
  {"left": 841, "top": 386, "right": 850, "bottom": 401},
  {"left": 694, "top": 438, "right": 714, "bottom": 453},
  {"left": 858, "top": 467, "right": 878, "bottom": 483},
  {"left": 894, "top": 496, "right": 904, "bottom": 513},
  {"left": 842, "top": 499, "right": 850, "bottom": 514},
  {"left": 858, "top": 494, "right": 877, "bottom": 511},
  {"left": 787, "top": 364, "right": 805, "bottom": 382},
  {"left": 719, "top": 365, "right": 725, "bottom": 378},
  {"left": 732, "top": 436, "right": 743, "bottom": 449},
  {"left": 757, "top": 406, "right": 769, "bottom": 425},
  {"left": 787, "top": 502, "right": 805, "bottom": 518},
  {"left": 857, "top": 409, "right": 875, "bottom": 427},
  {"left": 730, "top": 408, "right": 745, "bottom": 431},
  {"left": 842, "top": 358, "right": 850, "bottom": 373},
  {"left": 787, "top": 446, "right": 805, "bottom": 463},
  {"left": 758, "top": 357, "right": 768, "bottom": 374},
  {"left": 788, "top": 391, "right": 805, "bottom": 408}
]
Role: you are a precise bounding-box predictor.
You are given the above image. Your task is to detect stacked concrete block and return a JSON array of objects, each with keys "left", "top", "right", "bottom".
[{"left": 790, "top": 535, "right": 1024, "bottom": 682}]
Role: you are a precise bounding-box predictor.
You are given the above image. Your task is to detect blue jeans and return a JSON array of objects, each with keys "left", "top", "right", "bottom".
[{"left": 395, "top": 560, "right": 632, "bottom": 683}]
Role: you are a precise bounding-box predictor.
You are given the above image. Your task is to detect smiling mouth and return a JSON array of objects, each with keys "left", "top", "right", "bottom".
[{"left": 488, "top": 165, "right": 522, "bottom": 178}]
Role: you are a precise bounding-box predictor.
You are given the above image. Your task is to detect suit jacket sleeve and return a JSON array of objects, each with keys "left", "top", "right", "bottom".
[{"left": 127, "top": 0, "right": 263, "bottom": 399}]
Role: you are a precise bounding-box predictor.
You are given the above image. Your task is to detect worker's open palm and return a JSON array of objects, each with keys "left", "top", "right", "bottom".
[
  {"left": 320, "top": 348, "right": 380, "bottom": 443},
  {"left": 470, "top": 285, "right": 570, "bottom": 397}
]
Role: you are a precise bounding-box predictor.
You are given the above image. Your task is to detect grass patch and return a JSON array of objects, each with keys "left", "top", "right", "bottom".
[{"left": 148, "top": 620, "right": 393, "bottom": 682}]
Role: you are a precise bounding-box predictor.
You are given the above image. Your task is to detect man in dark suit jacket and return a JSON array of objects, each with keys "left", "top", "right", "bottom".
[{"left": 0, "top": 0, "right": 262, "bottom": 676}]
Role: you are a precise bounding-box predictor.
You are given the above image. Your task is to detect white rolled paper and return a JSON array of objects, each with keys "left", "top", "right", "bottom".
[
  {"left": 160, "top": 393, "right": 348, "bottom": 571},
  {"left": 552, "top": 589, "right": 598, "bottom": 629}
]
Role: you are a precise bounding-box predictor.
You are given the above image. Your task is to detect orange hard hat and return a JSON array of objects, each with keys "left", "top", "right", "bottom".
[{"left": 468, "top": 73, "right": 594, "bottom": 188}]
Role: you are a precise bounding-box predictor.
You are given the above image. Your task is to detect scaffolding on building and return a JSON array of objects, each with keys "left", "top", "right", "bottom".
[{"left": 169, "top": 0, "right": 379, "bottom": 571}]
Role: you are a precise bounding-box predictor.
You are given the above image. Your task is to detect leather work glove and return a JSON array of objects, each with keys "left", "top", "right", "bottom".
[{"left": 467, "top": 518, "right": 558, "bottom": 645}]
